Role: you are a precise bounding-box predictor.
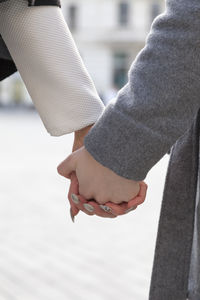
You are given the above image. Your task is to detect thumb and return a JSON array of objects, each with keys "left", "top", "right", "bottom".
[{"left": 57, "top": 152, "right": 77, "bottom": 179}]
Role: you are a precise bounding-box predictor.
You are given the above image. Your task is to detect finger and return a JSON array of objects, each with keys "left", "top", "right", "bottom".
[
  {"left": 57, "top": 152, "right": 77, "bottom": 179},
  {"left": 78, "top": 195, "right": 135, "bottom": 217},
  {"left": 103, "top": 201, "right": 131, "bottom": 216},
  {"left": 87, "top": 200, "right": 117, "bottom": 218},
  {"left": 139, "top": 181, "right": 148, "bottom": 198},
  {"left": 69, "top": 194, "right": 79, "bottom": 216},
  {"left": 72, "top": 194, "right": 117, "bottom": 218},
  {"left": 68, "top": 172, "right": 80, "bottom": 217},
  {"left": 72, "top": 194, "right": 96, "bottom": 216},
  {"left": 77, "top": 181, "right": 148, "bottom": 218},
  {"left": 105, "top": 181, "right": 148, "bottom": 215},
  {"left": 118, "top": 201, "right": 138, "bottom": 213},
  {"left": 126, "top": 181, "right": 148, "bottom": 209}
]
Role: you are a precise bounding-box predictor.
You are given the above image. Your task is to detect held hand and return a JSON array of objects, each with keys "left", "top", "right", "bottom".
[
  {"left": 58, "top": 146, "right": 141, "bottom": 205},
  {"left": 68, "top": 172, "right": 148, "bottom": 221}
]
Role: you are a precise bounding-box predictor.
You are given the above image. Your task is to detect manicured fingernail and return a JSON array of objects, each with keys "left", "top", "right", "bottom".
[
  {"left": 83, "top": 203, "right": 94, "bottom": 213},
  {"left": 100, "top": 205, "right": 112, "bottom": 213},
  {"left": 71, "top": 194, "right": 79, "bottom": 204},
  {"left": 70, "top": 207, "right": 75, "bottom": 223},
  {"left": 125, "top": 207, "right": 136, "bottom": 213}
]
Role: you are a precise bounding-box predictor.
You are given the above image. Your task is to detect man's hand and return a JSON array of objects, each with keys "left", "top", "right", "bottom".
[
  {"left": 57, "top": 146, "right": 141, "bottom": 205},
  {"left": 68, "top": 172, "right": 147, "bottom": 220}
]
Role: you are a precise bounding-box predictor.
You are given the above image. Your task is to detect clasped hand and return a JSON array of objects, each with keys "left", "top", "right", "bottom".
[{"left": 57, "top": 146, "right": 148, "bottom": 221}]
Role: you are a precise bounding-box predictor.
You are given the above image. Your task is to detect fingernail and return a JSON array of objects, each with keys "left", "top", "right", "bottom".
[
  {"left": 100, "top": 205, "right": 112, "bottom": 213},
  {"left": 83, "top": 203, "right": 94, "bottom": 213},
  {"left": 71, "top": 194, "right": 79, "bottom": 204},
  {"left": 125, "top": 207, "right": 136, "bottom": 214},
  {"left": 70, "top": 207, "right": 75, "bottom": 223}
]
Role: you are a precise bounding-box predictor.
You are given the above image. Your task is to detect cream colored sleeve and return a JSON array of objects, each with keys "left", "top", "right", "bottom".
[{"left": 0, "top": 0, "right": 104, "bottom": 135}]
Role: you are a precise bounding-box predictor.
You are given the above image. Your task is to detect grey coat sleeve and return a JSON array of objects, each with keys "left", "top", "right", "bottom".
[{"left": 84, "top": 0, "right": 200, "bottom": 181}]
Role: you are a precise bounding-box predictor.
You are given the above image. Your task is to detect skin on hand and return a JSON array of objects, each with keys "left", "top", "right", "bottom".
[
  {"left": 73, "top": 125, "right": 93, "bottom": 152},
  {"left": 68, "top": 172, "right": 80, "bottom": 217},
  {"left": 69, "top": 174, "right": 148, "bottom": 219},
  {"left": 57, "top": 146, "right": 141, "bottom": 205},
  {"left": 62, "top": 124, "right": 148, "bottom": 220},
  {"left": 69, "top": 125, "right": 93, "bottom": 217}
]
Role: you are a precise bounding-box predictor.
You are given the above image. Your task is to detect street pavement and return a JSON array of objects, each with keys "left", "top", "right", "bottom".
[{"left": 0, "top": 110, "right": 169, "bottom": 300}]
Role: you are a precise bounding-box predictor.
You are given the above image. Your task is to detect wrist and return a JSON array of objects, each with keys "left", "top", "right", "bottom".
[
  {"left": 75, "top": 124, "right": 93, "bottom": 139},
  {"left": 73, "top": 124, "right": 93, "bottom": 152}
]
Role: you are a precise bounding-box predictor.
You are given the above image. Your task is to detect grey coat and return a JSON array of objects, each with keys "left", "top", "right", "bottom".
[
  {"left": 84, "top": 0, "right": 200, "bottom": 298},
  {"left": 1, "top": 0, "right": 199, "bottom": 297},
  {"left": 149, "top": 111, "right": 200, "bottom": 300}
]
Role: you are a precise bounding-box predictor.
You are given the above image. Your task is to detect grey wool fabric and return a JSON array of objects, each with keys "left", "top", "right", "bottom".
[
  {"left": 149, "top": 109, "right": 200, "bottom": 300},
  {"left": 84, "top": 0, "right": 200, "bottom": 182},
  {"left": 188, "top": 150, "right": 200, "bottom": 300},
  {"left": 84, "top": 0, "right": 200, "bottom": 298}
]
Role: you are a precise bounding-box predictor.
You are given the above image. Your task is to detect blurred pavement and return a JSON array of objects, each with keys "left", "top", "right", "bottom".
[{"left": 0, "top": 110, "right": 169, "bottom": 300}]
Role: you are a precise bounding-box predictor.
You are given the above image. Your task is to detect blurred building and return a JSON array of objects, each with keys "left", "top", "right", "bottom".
[
  {"left": 0, "top": 0, "right": 164, "bottom": 106},
  {"left": 63, "top": 0, "right": 164, "bottom": 103}
]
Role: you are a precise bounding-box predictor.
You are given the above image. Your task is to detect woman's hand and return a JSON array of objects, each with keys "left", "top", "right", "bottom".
[
  {"left": 69, "top": 124, "right": 93, "bottom": 219},
  {"left": 62, "top": 126, "right": 148, "bottom": 222},
  {"left": 58, "top": 147, "right": 141, "bottom": 205}
]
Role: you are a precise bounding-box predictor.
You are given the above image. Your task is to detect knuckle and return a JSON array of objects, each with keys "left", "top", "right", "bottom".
[
  {"left": 57, "top": 163, "right": 64, "bottom": 175},
  {"left": 96, "top": 195, "right": 108, "bottom": 205},
  {"left": 79, "top": 188, "right": 92, "bottom": 200},
  {"left": 139, "top": 198, "right": 145, "bottom": 204},
  {"left": 57, "top": 155, "right": 72, "bottom": 175},
  {"left": 139, "top": 195, "right": 146, "bottom": 204},
  {"left": 114, "top": 198, "right": 123, "bottom": 205},
  {"left": 95, "top": 198, "right": 104, "bottom": 205}
]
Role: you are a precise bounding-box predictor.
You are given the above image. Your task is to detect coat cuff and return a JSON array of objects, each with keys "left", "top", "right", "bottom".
[{"left": 84, "top": 102, "right": 169, "bottom": 181}]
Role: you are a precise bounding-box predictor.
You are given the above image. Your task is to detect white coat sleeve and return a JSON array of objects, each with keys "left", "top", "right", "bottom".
[{"left": 0, "top": 0, "right": 104, "bottom": 135}]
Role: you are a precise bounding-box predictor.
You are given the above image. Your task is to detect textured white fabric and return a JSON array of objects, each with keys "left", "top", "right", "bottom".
[{"left": 0, "top": 0, "right": 104, "bottom": 135}]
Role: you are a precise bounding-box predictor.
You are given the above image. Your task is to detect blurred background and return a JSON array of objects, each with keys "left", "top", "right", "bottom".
[
  {"left": 0, "top": 1, "right": 169, "bottom": 300},
  {"left": 0, "top": 0, "right": 165, "bottom": 107}
]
